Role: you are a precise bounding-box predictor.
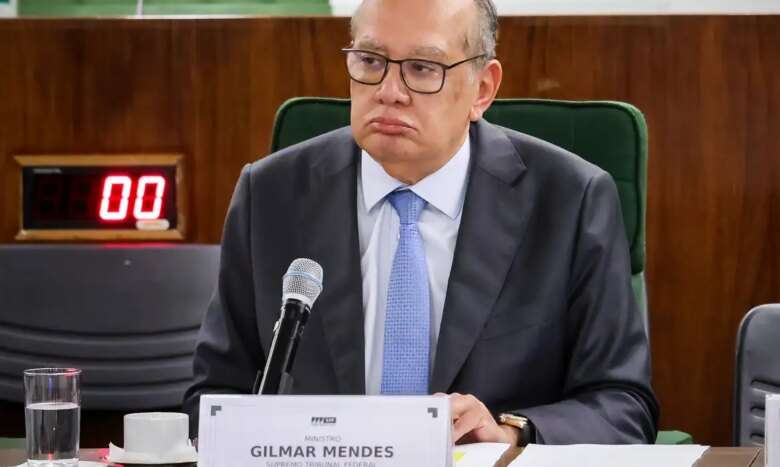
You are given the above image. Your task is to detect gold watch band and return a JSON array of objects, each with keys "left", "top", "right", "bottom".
[
  {"left": 498, "top": 413, "right": 528, "bottom": 429},
  {"left": 498, "top": 413, "right": 534, "bottom": 446}
]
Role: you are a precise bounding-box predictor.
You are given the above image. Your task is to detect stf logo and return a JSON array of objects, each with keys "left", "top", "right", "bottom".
[{"left": 311, "top": 417, "right": 337, "bottom": 426}]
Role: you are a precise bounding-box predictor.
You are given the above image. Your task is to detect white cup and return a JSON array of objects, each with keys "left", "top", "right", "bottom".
[
  {"left": 124, "top": 412, "right": 190, "bottom": 456},
  {"left": 767, "top": 394, "right": 780, "bottom": 467}
]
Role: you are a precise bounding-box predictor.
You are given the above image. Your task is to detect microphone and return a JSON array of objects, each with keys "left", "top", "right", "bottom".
[{"left": 256, "top": 258, "right": 324, "bottom": 395}]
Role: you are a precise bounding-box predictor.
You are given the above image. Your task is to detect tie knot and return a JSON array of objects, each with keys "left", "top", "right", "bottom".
[{"left": 387, "top": 190, "right": 426, "bottom": 225}]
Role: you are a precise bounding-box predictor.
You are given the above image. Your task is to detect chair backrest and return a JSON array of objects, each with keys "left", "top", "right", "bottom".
[
  {"left": 271, "top": 97, "right": 649, "bottom": 328},
  {"left": 734, "top": 304, "right": 780, "bottom": 446},
  {"left": 0, "top": 244, "right": 220, "bottom": 410}
]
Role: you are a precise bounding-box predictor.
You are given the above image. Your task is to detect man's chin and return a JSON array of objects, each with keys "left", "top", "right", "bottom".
[{"left": 360, "top": 134, "right": 417, "bottom": 161}]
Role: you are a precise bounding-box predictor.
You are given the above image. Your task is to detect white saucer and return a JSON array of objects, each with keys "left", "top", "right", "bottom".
[{"left": 106, "top": 442, "right": 197, "bottom": 465}]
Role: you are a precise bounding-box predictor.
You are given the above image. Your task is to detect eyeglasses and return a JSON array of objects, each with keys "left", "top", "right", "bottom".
[{"left": 341, "top": 48, "right": 486, "bottom": 94}]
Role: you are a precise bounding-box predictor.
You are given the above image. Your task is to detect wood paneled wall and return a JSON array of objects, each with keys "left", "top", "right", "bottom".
[{"left": 1, "top": 16, "right": 778, "bottom": 447}]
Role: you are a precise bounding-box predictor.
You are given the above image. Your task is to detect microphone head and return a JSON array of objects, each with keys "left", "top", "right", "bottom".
[{"left": 282, "top": 258, "right": 324, "bottom": 308}]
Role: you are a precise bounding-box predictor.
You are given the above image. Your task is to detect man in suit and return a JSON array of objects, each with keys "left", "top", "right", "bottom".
[{"left": 184, "top": 0, "right": 658, "bottom": 445}]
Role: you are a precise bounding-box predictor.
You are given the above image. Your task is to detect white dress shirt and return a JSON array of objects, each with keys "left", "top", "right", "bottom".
[{"left": 357, "top": 135, "right": 471, "bottom": 395}]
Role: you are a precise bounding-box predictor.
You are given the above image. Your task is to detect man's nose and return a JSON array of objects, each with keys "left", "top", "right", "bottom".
[{"left": 375, "top": 63, "right": 411, "bottom": 105}]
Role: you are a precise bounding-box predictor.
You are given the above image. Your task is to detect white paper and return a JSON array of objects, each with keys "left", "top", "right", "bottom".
[
  {"left": 453, "top": 443, "right": 510, "bottom": 466},
  {"left": 767, "top": 394, "right": 780, "bottom": 467},
  {"left": 510, "top": 444, "right": 709, "bottom": 467}
]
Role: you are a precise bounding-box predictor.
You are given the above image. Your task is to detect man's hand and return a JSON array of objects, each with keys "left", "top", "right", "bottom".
[{"left": 441, "top": 393, "right": 521, "bottom": 445}]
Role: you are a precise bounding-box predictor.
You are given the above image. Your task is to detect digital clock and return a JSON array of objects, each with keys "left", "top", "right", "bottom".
[{"left": 15, "top": 155, "right": 186, "bottom": 241}]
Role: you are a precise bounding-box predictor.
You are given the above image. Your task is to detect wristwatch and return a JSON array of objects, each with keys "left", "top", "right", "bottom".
[{"left": 498, "top": 413, "right": 536, "bottom": 446}]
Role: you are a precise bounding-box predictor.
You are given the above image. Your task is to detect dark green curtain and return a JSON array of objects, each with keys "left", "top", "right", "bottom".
[{"left": 19, "top": 0, "right": 331, "bottom": 16}]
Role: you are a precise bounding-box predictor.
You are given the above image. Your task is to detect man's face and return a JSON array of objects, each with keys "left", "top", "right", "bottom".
[{"left": 349, "top": 0, "right": 483, "bottom": 182}]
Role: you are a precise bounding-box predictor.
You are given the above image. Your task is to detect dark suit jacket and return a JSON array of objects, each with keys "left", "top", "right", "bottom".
[{"left": 183, "top": 119, "right": 659, "bottom": 443}]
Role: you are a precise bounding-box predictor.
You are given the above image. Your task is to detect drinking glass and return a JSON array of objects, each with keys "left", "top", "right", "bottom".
[{"left": 24, "top": 368, "right": 81, "bottom": 467}]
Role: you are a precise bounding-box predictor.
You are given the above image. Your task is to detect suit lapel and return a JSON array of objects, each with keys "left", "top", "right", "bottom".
[
  {"left": 298, "top": 129, "right": 366, "bottom": 394},
  {"left": 431, "top": 120, "right": 531, "bottom": 393}
]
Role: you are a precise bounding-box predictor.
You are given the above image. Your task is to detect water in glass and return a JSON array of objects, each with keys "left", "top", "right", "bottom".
[{"left": 25, "top": 401, "right": 80, "bottom": 467}]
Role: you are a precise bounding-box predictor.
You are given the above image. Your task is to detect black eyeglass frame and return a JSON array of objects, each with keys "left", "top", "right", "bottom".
[{"left": 341, "top": 48, "right": 488, "bottom": 94}]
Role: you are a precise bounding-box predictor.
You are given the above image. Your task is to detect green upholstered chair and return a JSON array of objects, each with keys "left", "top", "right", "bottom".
[
  {"left": 272, "top": 97, "right": 649, "bottom": 327},
  {"left": 270, "top": 97, "right": 686, "bottom": 445}
]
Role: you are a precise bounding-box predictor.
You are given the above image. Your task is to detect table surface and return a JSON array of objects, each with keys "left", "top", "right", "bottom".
[{"left": 0, "top": 446, "right": 764, "bottom": 467}]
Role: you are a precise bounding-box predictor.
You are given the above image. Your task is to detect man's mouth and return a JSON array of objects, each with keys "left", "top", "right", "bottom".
[{"left": 368, "top": 117, "right": 414, "bottom": 135}]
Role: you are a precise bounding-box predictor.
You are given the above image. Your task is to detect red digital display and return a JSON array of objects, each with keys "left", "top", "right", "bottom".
[
  {"left": 99, "top": 175, "right": 132, "bottom": 221},
  {"left": 97, "top": 175, "right": 167, "bottom": 222},
  {"left": 22, "top": 166, "right": 177, "bottom": 230}
]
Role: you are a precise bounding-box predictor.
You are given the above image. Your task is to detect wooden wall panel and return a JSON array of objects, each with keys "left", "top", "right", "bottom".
[
  {"left": 0, "top": 18, "right": 352, "bottom": 244},
  {"left": 495, "top": 16, "right": 780, "bottom": 445},
  {"left": 1, "top": 16, "right": 778, "bottom": 447}
]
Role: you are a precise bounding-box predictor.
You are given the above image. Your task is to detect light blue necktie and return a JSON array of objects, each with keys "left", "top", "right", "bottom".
[{"left": 381, "top": 189, "right": 431, "bottom": 395}]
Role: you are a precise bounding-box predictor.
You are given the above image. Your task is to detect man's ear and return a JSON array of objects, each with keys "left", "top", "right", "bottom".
[{"left": 469, "top": 60, "right": 503, "bottom": 122}]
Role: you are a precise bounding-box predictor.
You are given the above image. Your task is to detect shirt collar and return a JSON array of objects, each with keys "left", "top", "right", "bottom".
[{"left": 360, "top": 133, "right": 471, "bottom": 220}]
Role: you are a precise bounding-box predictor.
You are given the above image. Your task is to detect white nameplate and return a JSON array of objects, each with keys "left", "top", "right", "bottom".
[
  {"left": 198, "top": 395, "right": 452, "bottom": 467},
  {"left": 768, "top": 394, "right": 780, "bottom": 467}
]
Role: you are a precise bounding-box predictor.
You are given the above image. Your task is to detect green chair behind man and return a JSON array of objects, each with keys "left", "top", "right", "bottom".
[{"left": 270, "top": 97, "right": 688, "bottom": 445}]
